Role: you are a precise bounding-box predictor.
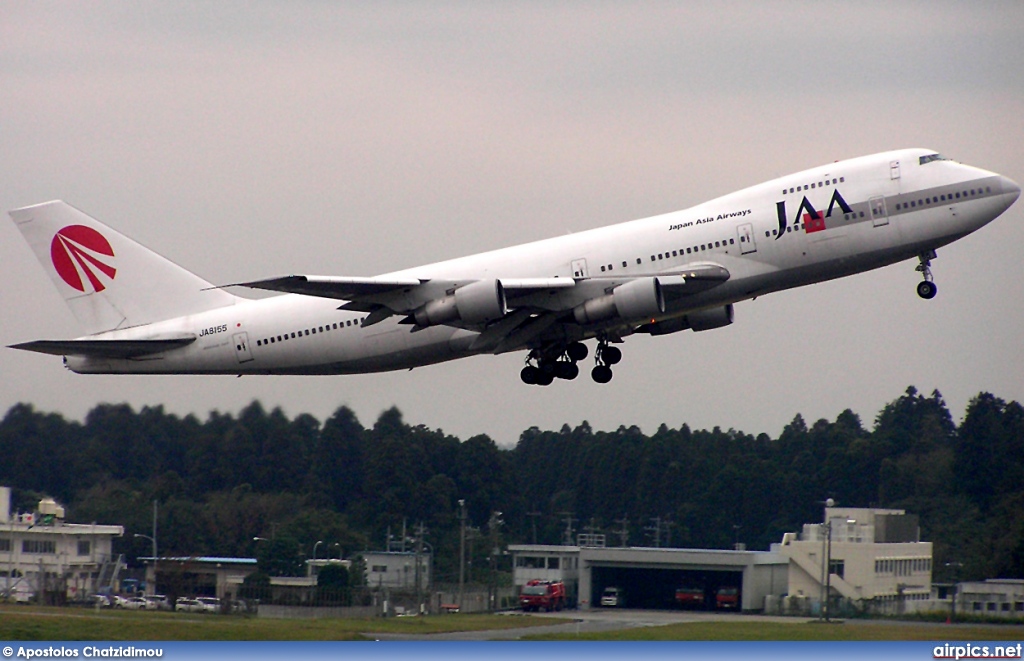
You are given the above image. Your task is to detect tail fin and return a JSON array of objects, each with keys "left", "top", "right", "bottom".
[{"left": 9, "top": 201, "right": 239, "bottom": 334}]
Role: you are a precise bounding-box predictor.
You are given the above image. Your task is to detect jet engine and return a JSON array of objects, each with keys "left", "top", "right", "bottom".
[
  {"left": 638, "top": 304, "right": 734, "bottom": 335},
  {"left": 413, "top": 279, "right": 507, "bottom": 327},
  {"left": 573, "top": 277, "right": 666, "bottom": 325}
]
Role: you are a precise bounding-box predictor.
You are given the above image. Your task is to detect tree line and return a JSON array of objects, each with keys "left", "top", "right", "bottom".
[{"left": 0, "top": 386, "right": 1021, "bottom": 583}]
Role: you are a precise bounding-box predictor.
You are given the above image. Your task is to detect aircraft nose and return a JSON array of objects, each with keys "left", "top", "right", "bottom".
[{"left": 1001, "top": 175, "right": 1021, "bottom": 203}]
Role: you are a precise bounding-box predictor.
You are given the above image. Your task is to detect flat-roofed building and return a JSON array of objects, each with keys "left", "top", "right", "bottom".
[{"left": 0, "top": 487, "right": 124, "bottom": 603}]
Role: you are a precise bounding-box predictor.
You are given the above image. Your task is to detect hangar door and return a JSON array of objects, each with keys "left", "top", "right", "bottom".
[{"left": 591, "top": 565, "right": 743, "bottom": 611}]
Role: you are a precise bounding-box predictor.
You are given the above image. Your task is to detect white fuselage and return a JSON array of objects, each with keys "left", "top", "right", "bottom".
[{"left": 65, "top": 148, "right": 1019, "bottom": 375}]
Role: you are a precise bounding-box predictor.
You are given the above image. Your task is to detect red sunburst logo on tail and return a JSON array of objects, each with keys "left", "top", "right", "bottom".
[{"left": 50, "top": 225, "right": 116, "bottom": 292}]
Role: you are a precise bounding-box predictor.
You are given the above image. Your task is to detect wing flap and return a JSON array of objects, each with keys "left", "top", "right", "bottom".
[{"left": 10, "top": 337, "right": 196, "bottom": 359}]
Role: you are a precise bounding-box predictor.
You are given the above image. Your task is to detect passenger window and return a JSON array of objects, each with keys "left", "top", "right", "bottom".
[
  {"left": 622, "top": 261, "right": 627, "bottom": 268},
  {"left": 636, "top": 258, "right": 642, "bottom": 264},
  {"left": 600, "top": 265, "right": 606, "bottom": 272}
]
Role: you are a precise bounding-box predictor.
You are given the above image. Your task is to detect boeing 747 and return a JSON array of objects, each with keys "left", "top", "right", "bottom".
[{"left": 8, "top": 148, "right": 1019, "bottom": 385}]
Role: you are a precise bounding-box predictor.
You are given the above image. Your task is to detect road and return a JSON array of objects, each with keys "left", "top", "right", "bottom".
[{"left": 368, "top": 608, "right": 811, "bottom": 640}]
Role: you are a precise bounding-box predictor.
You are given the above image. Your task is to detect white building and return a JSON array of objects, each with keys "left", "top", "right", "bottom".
[
  {"left": 775, "top": 507, "right": 933, "bottom": 614},
  {"left": 955, "top": 579, "right": 1024, "bottom": 618},
  {"left": 0, "top": 486, "right": 124, "bottom": 603},
  {"left": 363, "top": 550, "right": 432, "bottom": 590}
]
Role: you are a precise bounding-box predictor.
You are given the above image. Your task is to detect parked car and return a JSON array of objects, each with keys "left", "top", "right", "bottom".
[
  {"left": 175, "top": 597, "right": 204, "bottom": 612},
  {"left": 143, "top": 594, "right": 171, "bottom": 611},
  {"left": 90, "top": 594, "right": 112, "bottom": 608},
  {"left": 196, "top": 596, "right": 221, "bottom": 613},
  {"left": 121, "top": 596, "right": 148, "bottom": 610},
  {"left": 600, "top": 586, "right": 623, "bottom": 607},
  {"left": 8, "top": 585, "right": 35, "bottom": 604}
]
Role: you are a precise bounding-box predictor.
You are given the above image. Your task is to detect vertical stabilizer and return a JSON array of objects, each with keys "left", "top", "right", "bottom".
[{"left": 9, "top": 201, "right": 239, "bottom": 334}]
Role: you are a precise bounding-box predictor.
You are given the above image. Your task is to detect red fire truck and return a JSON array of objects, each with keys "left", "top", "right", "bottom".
[{"left": 519, "top": 580, "right": 567, "bottom": 612}]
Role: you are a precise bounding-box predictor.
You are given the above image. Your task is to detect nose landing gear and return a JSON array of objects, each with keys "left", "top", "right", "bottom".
[{"left": 916, "top": 250, "right": 938, "bottom": 299}]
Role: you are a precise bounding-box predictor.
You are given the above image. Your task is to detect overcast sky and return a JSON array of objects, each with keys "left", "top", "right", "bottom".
[{"left": 1, "top": 2, "right": 1022, "bottom": 446}]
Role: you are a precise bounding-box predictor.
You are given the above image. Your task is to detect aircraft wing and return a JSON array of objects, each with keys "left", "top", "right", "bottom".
[
  {"left": 10, "top": 337, "right": 196, "bottom": 359},
  {"left": 229, "top": 275, "right": 425, "bottom": 299},
  {"left": 230, "top": 265, "right": 728, "bottom": 337}
]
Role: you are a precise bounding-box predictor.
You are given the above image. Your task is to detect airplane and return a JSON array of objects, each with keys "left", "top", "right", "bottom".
[{"left": 7, "top": 148, "right": 1020, "bottom": 386}]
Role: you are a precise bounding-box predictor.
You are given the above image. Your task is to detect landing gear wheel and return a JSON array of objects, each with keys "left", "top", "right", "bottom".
[
  {"left": 915, "top": 250, "right": 938, "bottom": 300},
  {"left": 555, "top": 361, "right": 579, "bottom": 380},
  {"left": 592, "top": 365, "right": 613, "bottom": 384},
  {"left": 535, "top": 371, "right": 554, "bottom": 386},
  {"left": 567, "top": 342, "right": 589, "bottom": 362},
  {"left": 520, "top": 366, "right": 539, "bottom": 385},
  {"left": 602, "top": 345, "right": 622, "bottom": 365}
]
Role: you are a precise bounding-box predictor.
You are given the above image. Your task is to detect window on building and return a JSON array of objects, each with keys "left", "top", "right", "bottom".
[
  {"left": 829, "top": 559, "right": 845, "bottom": 579},
  {"left": 547, "top": 557, "right": 560, "bottom": 569},
  {"left": 371, "top": 565, "right": 388, "bottom": 573},
  {"left": 0, "top": 538, "right": 10, "bottom": 553},
  {"left": 22, "top": 539, "right": 56, "bottom": 554},
  {"left": 77, "top": 540, "right": 91, "bottom": 556}
]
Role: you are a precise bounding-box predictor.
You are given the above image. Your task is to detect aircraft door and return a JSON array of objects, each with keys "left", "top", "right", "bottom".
[
  {"left": 737, "top": 223, "right": 757, "bottom": 254},
  {"left": 571, "top": 258, "right": 590, "bottom": 278},
  {"left": 232, "top": 332, "right": 253, "bottom": 363},
  {"left": 869, "top": 196, "right": 889, "bottom": 227}
]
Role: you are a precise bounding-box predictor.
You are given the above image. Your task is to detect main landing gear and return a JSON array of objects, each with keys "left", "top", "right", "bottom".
[
  {"left": 520, "top": 339, "right": 623, "bottom": 386},
  {"left": 520, "top": 342, "right": 588, "bottom": 386},
  {"left": 916, "top": 250, "right": 938, "bottom": 300},
  {"left": 590, "top": 340, "right": 621, "bottom": 384}
]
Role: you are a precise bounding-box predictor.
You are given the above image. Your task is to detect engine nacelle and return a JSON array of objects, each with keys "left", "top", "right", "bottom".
[
  {"left": 687, "top": 304, "right": 733, "bottom": 331},
  {"left": 413, "top": 279, "right": 507, "bottom": 327},
  {"left": 640, "top": 304, "right": 734, "bottom": 335},
  {"left": 573, "top": 277, "right": 665, "bottom": 325}
]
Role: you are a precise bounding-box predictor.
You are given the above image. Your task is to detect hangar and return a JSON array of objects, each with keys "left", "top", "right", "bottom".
[
  {"left": 510, "top": 507, "right": 933, "bottom": 614},
  {"left": 510, "top": 543, "right": 789, "bottom": 612}
]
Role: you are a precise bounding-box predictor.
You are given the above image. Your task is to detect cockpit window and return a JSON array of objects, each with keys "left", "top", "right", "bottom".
[{"left": 919, "top": 153, "right": 948, "bottom": 165}]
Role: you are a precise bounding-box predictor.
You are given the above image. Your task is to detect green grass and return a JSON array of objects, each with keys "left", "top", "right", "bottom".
[
  {"left": 0, "top": 606, "right": 562, "bottom": 641},
  {"left": 523, "top": 620, "right": 1024, "bottom": 641},
  {"left": 3, "top": 606, "right": 1022, "bottom": 641}
]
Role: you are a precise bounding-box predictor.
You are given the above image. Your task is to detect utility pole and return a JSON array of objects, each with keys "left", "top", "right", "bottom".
[
  {"left": 458, "top": 500, "right": 466, "bottom": 610},
  {"left": 614, "top": 515, "right": 630, "bottom": 547},
  {"left": 558, "top": 512, "right": 576, "bottom": 546},
  {"left": 819, "top": 497, "right": 835, "bottom": 622},
  {"left": 413, "top": 522, "right": 427, "bottom": 615},
  {"left": 645, "top": 516, "right": 663, "bottom": 548},
  {"left": 526, "top": 512, "right": 541, "bottom": 545}
]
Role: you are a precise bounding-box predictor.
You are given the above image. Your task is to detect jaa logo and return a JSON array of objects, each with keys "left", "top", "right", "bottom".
[
  {"left": 775, "top": 189, "right": 852, "bottom": 239},
  {"left": 50, "top": 225, "right": 116, "bottom": 292}
]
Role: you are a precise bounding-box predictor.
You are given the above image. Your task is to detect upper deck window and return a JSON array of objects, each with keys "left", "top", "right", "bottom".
[{"left": 919, "top": 153, "right": 949, "bottom": 165}]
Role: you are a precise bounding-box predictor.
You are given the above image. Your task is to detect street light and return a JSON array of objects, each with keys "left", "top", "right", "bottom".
[
  {"left": 819, "top": 497, "right": 834, "bottom": 622},
  {"left": 313, "top": 540, "right": 323, "bottom": 561},
  {"left": 458, "top": 499, "right": 466, "bottom": 611},
  {"left": 945, "top": 561, "right": 963, "bottom": 623}
]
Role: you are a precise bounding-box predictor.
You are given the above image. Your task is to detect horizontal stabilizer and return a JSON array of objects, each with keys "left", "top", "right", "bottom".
[{"left": 10, "top": 337, "right": 196, "bottom": 359}]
